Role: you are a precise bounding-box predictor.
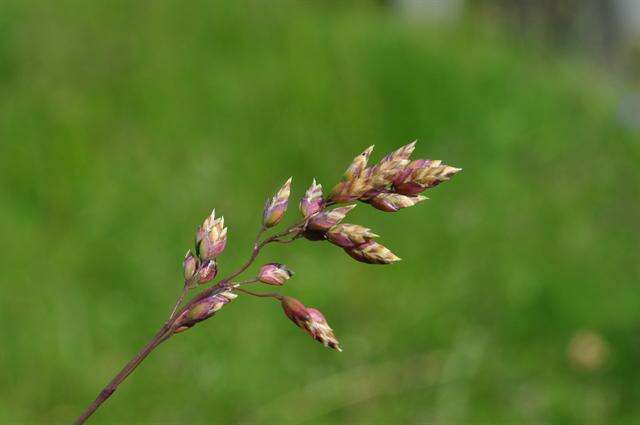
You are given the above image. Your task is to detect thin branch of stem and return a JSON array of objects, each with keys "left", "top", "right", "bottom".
[
  {"left": 217, "top": 226, "right": 266, "bottom": 285},
  {"left": 168, "top": 285, "right": 189, "bottom": 321},
  {"left": 232, "top": 278, "right": 260, "bottom": 286},
  {"left": 237, "top": 287, "right": 283, "bottom": 300},
  {"left": 271, "top": 233, "right": 302, "bottom": 244}
]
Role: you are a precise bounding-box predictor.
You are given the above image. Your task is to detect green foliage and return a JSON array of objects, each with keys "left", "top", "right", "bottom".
[{"left": 0, "top": 1, "right": 638, "bottom": 423}]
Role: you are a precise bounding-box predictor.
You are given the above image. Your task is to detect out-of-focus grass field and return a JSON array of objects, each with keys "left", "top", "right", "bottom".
[{"left": 1, "top": 1, "right": 639, "bottom": 423}]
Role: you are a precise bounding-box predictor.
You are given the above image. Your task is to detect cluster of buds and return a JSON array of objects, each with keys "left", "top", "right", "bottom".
[
  {"left": 183, "top": 250, "right": 220, "bottom": 287},
  {"left": 174, "top": 142, "right": 458, "bottom": 351},
  {"left": 329, "top": 141, "right": 460, "bottom": 212},
  {"left": 73, "top": 141, "right": 461, "bottom": 425},
  {"left": 196, "top": 210, "right": 227, "bottom": 260},
  {"left": 299, "top": 202, "right": 399, "bottom": 264},
  {"left": 291, "top": 142, "right": 459, "bottom": 265},
  {"left": 182, "top": 210, "right": 229, "bottom": 290}
]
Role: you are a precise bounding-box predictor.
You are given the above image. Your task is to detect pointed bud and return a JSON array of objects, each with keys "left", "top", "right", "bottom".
[
  {"left": 343, "top": 145, "right": 374, "bottom": 181},
  {"left": 367, "top": 193, "right": 427, "bottom": 212},
  {"left": 307, "top": 204, "right": 356, "bottom": 232},
  {"left": 280, "top": 296, "right": 342, "bottom": 351},
  {"left": 326, "top": 223, "right": 379, "bottom": 248},
  {"left": 263, "top": 177, "right": 292, "bottom": 228},
  {"left": 330, "top": 146, "right": 374, "bottom": 202},
  {"left": 380, "top": 141, "right": 416, "bottom": 164},
  {"left": 196, "top": 210, "right": 228, "bottom": 261},
  {"left": 197, "top": 260, "right": 218, "bottom": 284},
  {"left": 344, "top": 240, "right": 401, "bottom": 264},
  {"left": 258, "top": 263, "right": 293, "bottom": 286},
  {"left": 299, "top": 179, "right": 324, "bottom": 218},
  {"left": 393, "top": 159, "right": 461, "bottom": 196},
  {"left": 183, "top": 250, "right": 199, "bottom": 283},
  {"left": 174, "top": 291, "right": 237, "bottom": 333}
]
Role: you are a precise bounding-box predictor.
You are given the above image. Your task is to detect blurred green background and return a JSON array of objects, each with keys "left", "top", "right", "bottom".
[{"left": 1, "top": 1, "right": 639, "bottom": 423}]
